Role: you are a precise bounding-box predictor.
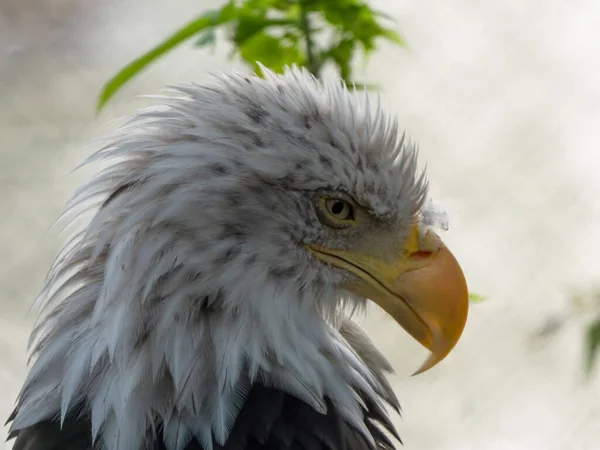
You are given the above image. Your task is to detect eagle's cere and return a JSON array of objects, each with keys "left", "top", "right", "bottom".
[{"left": 7, "top": 66, "right": 469, "bottom": 450}]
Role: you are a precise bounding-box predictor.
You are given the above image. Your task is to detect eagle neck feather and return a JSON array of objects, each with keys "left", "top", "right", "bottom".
[{"left": 11, "top": 236, "right": 398, "bottom": 450}]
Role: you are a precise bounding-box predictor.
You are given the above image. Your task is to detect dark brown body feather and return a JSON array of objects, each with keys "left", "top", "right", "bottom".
[{"left": 7, "top": 384, "right": 400, "bottom": 450}]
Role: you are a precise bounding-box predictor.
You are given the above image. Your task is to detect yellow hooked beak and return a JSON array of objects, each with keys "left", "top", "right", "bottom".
[{"left": 308, "top": 225, "right": 469, "bottom": 375}]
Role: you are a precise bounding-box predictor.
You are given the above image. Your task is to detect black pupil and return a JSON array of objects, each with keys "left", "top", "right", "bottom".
[{"left": 331, "top": 201, "right": 345, "bottom": 216}]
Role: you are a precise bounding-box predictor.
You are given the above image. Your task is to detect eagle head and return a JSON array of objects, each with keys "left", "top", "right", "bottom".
[{"left": 8, "top": 66, "right": 468, "bottom": 450}]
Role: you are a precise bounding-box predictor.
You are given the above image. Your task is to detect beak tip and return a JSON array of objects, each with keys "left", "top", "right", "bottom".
[
  {"left": 410, "top": 368, "right": 425, "bottom": 377},
  {"left": 410, "top": 353, "right": 442, "bottom": 376}
]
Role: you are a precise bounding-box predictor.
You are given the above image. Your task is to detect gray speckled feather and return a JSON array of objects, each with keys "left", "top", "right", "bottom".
[{"left": 7, "top": 65, "right": 447, "bottom": 450}]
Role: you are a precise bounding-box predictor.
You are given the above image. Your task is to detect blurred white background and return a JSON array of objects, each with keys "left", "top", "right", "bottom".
[{"left": 1, "top": 0, "right": 599, "bottom": 449}]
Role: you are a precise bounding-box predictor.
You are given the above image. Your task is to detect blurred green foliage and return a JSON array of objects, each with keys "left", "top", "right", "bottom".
[
  {"left": 570, "top": 290, "right": 600, "bottom": 374},
  {"left": 586, "top": 318, "right": 600, "bottom": 373},
  {"left": 97, "top": 0, "right": 404, "bottom": 111},
  {"left": 468, "top": 293, "right": 487, "bottom": 304}
]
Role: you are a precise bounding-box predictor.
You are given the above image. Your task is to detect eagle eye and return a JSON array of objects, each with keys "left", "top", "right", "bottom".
[{"left": 318, "top": 197, "right": 356, "bottom": 228}]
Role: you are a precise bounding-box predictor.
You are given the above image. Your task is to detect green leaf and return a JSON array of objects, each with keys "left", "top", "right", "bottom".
[
  {"left": 585, "top": 317, "right": 600, "bottom": 373},
  {"left": 97, "top": 6, "right": 232, "bottom": 112},
  {"left": 468, "top": 293, "right": 487, "bottom": 303},
  {"left": 321, "top": 38, "right": 356, "bottom": 82},
  {"left": 380, "top": 27, "right": 404, "bottom": 46},
  {"left": 372, "top": 8, "right": 397, "bottom": 21},
  {"left": 237, "top": 0, "right": 281, "bottom": 12},
  {"left": 284, "top": 3, "right": 301, "bottom": 19},
  {"left": 218, "top": 0, "right": 237, "bottom": 21},
  {"left": 313, "top": 0, "right": 404, "bottom": 82},
  {"left": 238, "top": 32, "right": 304, "bottom": 74},
  {"left": 318, "top": 2, "right": 362, "bottom": 29},
  {"left": 233, "top": 17, "right": 297, "bottom": 45},
  {"left": 194, "top": 28, "right": 217, "bottom": 48}
]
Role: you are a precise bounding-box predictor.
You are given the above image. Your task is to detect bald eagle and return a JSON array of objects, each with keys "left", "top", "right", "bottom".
[{"left": 6, "top": 66, "right": 468, "bottom": 450}]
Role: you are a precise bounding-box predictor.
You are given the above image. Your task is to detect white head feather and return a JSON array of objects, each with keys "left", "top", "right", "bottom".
[{"left": 10, "top": 66, "right": 445, "bottom": 450}]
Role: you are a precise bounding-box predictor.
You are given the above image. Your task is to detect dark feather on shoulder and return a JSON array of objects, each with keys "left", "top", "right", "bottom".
[
  {"left": 7, "top": 383, "right": 399, "bottom": 450},
  {"left": 7, "top": 413, "right": 94, "bottom": 450}
]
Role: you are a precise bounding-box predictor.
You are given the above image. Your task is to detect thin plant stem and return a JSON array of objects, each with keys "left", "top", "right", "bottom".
[{"left": 299, "top": 1, "right": 319, "bottom": 77}]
